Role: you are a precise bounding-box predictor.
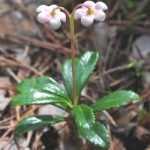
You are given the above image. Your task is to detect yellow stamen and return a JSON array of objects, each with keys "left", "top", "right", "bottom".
[
  {"left": 87, "top": 8, "right": 95, "bottom": 15},
  {"left": 50, "top": 10, "right": 56, "bottom": 16}
]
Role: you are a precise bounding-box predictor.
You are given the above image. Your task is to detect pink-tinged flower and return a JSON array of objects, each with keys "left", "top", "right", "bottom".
[
  {"left": 74, "top": 1, "right": 108, "bottom": 27},
  {"left": 36, "top": 5, "right": 66, "bottom": 30}
]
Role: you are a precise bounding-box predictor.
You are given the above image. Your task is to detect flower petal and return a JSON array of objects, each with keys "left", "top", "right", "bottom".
[
  {"left": 84, "top": 1, "right": 95, "bottom": 7},
  {"left": 37, "top": 13, "right": 49, "bottom": 23},
  {"left": 74, "top": 8, "right": 86, "bottom": 20},
  {"left": 48, "top": 5, "right": 60, "bottom": 15},
  {"left": 59, "top": 12, "right": 66, "bottom": 22},
  {"left": 95, "top": 2, "right": 108, "bottom": 10},
  {"left": 48, "top": 5, "right": 58, "bottom": 11},
  {"left": 94, "top": 10, "right": 106, "bottom": 21},
  {"left": 81, "top": 16, "right": 94, "bottom": 27},
  {"left": 36, "top": 5, "right": 49, "bottom": 13},
  {"left": 49, "top": 18, "right": 61, "bottom": 30}
]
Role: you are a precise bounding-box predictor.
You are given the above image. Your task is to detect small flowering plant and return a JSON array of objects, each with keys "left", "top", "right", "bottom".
[{"left": 11, "top": 1, "right": 140, "bottom": 149}]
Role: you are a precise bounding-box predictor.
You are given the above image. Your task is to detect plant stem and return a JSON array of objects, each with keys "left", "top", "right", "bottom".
[{"left": 69, "top": 14, "right": 77, "bottom": 106}]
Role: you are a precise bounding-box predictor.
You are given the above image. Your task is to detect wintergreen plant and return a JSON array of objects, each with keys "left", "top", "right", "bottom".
[{"left": 11, "top": 1, "right": 140, "bottom": 149}]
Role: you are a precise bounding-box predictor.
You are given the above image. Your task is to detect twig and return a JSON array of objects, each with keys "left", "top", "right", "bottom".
[
  {"left": 102, "top": 64, "right": 130, "bottom": 75},
  {"left": 0, "top": 30, "right": 70, "bottom": 53},
  {"left": 110, "top": 77, "right": 129, "bottom": 87},
  {"left": 108, "top": 0, "right": 121, "bottom": 18},
  {"left": 1, "top": 57, "right": 42, "bottom": 76},
  {"left": 6, "top": 68, "right": 21, "bottom": 83},
  {"left": 103, "top": 111, "right": 117, "bottom": 127},
  {"left": 127, "top": 0, "right": 149, "bottom": 19}
]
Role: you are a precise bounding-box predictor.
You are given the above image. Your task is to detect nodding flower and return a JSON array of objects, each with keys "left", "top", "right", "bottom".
[
  {"left": 74, "top": 1, "right": 108, "bottom": 27},
  {"left": 36, "top": 5, "right": 66, "bottom": 30}
]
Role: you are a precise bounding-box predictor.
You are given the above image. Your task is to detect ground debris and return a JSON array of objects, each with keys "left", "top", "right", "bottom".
[{"left": 0, "top": 0, "right": 149, "bottom": 149}]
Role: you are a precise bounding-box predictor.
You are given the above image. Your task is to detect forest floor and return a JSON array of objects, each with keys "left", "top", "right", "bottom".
[{"left": 0, "top": 0, "right": 150, "bottom": 150}]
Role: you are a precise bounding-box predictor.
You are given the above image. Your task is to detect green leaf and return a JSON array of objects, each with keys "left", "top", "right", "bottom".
[
  {"left": 79, "top": 122, "right": 110, "bottom": 150},
  {"left": 92, "top": 90, "right": 140, "bottom": 112},
  {"left": 73, "top": 104, "right": 95, "bottom": 128},
  {"left": 15, "top": 115, "right": 65, "bottom": 136},
  {"left": 11, "top": 76, "right": 72, "bottom": 109},
  {"left": 72, "top": 104, "right": 109, "bottom": 149},
  {"left": 63, "top": 51, "right": 99, "bottom": 100}
]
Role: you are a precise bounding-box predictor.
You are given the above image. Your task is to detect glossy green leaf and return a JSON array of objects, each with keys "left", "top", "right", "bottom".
[
  {"left": 62, "top": 51, "right": 99, "bottom": 100},
  {"left": 15, "top": 115, "right": 65, "bottom": 136},
  {"left": 72, "top": 104, "right": 109, "bottom": 149},
  {"left": 11, "top": 76, "right": 72, "bottom": 109},
  {"left": 92, "top": 90, "right": 140, "bottom": 112},
  {"left": 73, "top": 104, "right": 95, "bottom": 128},
  {"left": 79, "top": 122, "right": 110, "bottom": 149}
]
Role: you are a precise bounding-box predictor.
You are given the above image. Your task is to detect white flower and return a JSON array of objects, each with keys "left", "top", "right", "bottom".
[
  {"left": 74, "top": 1, "right": 108, "bottom": 27},
  {"left": 36, "top": 5, "right": 66, "bottom": 30}
]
